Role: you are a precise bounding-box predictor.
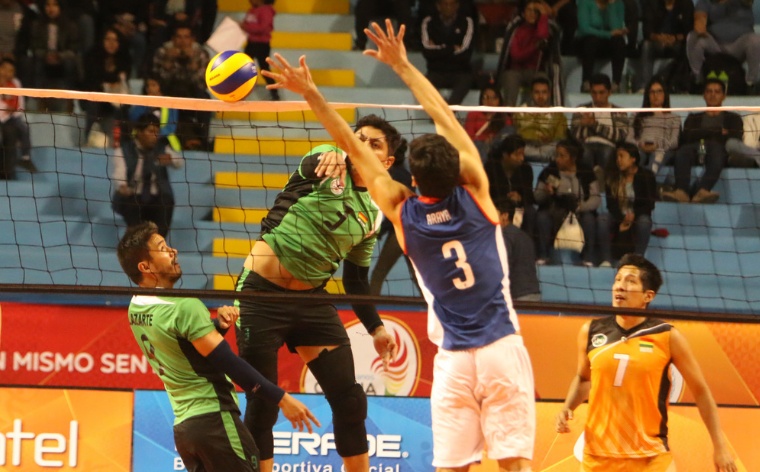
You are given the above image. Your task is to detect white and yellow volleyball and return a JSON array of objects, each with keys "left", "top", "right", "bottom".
[{"left": 205, "top": 51, "right": 258, "bottom": 102}]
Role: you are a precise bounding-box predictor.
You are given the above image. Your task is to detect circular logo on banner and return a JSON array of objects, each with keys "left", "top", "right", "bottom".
[{"left": 301, "top": 317, "right": 421, "bottom": 396}]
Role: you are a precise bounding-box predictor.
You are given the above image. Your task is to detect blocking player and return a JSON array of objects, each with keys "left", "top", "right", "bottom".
[
  {"left": 262, "top": 20, "right": 535, "bottom": 472},
  {"left": 117, "top": 222, "right": 319, "bottom": 472},
  {"left": 555, "top": 253, "right": 736, "bottom": 472}
]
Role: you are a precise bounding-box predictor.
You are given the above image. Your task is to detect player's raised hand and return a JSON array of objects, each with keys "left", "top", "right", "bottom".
[
  {"left": 372, "top": 325, "right": 399, "bottom": 371},
  {"left": 278, "top": 393, "right": 321, "bottom": 433},
  {"left": 262, "top": 53, "right": 316, "bottom": 97},
  {"left": 216, "top": 306, "right": 239, "bottom": 330},
  {"left": 363, "top": 19, "right": 408, "bottom": 69},
  {"left": 555, "top": 408, "right": 573, "bottom": 433}
]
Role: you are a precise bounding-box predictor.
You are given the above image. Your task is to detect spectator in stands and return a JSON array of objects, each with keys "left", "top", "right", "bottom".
[
  {"left": 127, "top": 75, "right": 182, "bottom": 152},
  {"left": 101, "top": 1, "right": 149, "bottom": 79},
  {"left": 197, "top": 0, "right": 219, "bottom": 44},
  {"left": 514, "top": 76, "right": 568, "bottom": 162},
  {"left": 575, "top": 0, "right": 627, "bottom": 93},
  {"left": 495, "top": 0, "right": 560, "bottom": 107},
  {"left": 146, "top": 0, "right": 201, "bottom": 68},
  {"left": 534, "top": 139, "right": 601, "bottom": 266},
  {"left": 81, "top": 27, "right": 132, "bottom": 147},
  {"left": 0, "top": 57, "right": 35, "bottom": 174},
  {"left": 463, "top": 83, "right": 512, "bottom": 161},
  {"left": 628, "top": 77, "right": 680, "bottom": 175},
  {"left": 354, "top": 0, "right": 417, "bottom": 51},
  {"left": 639, "top": 0, "right": 693, "bottom": 90},
  {"left": 0, "top": 0, "right": 23, "bottom": 59},
  {"left": 66, "top": 0, "right": 97, "bottom": 55},
  {"left": 420, "top": 0, "right": 476, "bottom": 105},
  {"left": 29, "top": 0, "right": 81, "bottom": 112},
  {"left": 598, "top": 142, "right": 656, "bottom": 266},
  {"left": 241, "top": 0, "right": 280, "bottom": 101},
  {"left": 686, "top": 0, "right": 760, "bottom": 93},
  {"left": 496, "top": 198, "right": 541, "bottom": 302},
  {"left": 570, "top": 73, "right": 629, "bottom": 187},
  {"left": 485, "top": 135, "right": 537, "bottom": 237},
  {"left": 547, "top": 0, "right": 577, "bottom": 55},
  {"left": 152, "top": 22, "right": 211, "bottom": 150},
  {"left": 369, "top": 138, "right": 419, "bottom": 296},
  {"left": 661, "top": 78, "right": 741, "bottom": 204},
  {"left": 111, "top": 113, "right": 183, "bottom": 238}
]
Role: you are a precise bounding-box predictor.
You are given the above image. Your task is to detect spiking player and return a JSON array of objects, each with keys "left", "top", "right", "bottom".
[
  {"left": 555, "top": 253, "right": 736, "bottom": 472},
  {"left": 262, "top": 20, "right": 535, "bottom": 472}
]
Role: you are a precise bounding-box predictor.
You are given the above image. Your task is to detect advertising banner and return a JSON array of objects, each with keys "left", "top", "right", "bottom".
[
  {"left": 0, "top": 387, "right": 133, "bottom": 471},
  {"left": 0, "top": 302, "right": 758, "bottom": 406},
  {"left": 132, "top": 390, "right": 434, "bottom": 472},
  {"left": 132, "top": 391, "right": 759, "bottom": 472}
]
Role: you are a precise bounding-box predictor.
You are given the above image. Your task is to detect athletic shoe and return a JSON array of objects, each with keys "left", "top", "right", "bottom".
[
  {"left": 661, "top": 188, "right": 689, "bottom": 203},
  {"left": 691, "top": 188, "right": 720, "bottom": 204}
]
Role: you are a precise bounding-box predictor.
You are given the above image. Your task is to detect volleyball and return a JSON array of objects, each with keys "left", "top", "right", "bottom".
[{"left": 205, "top": 51, "right": 258, "bottom": 102}]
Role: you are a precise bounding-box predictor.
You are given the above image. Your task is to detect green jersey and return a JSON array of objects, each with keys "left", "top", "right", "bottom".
[
  {"left": 128, "top": 295, "right": 239, "bottom": 424},
  {"left": 260, "top": 144, "right": 381, "bottom": 287}
]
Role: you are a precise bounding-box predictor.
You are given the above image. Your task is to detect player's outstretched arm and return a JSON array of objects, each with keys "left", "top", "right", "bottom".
[
  {"left": 670, "top": 329, "right": 736, "bottom": 472},
  {"left": 363, "top": 20, "right": 487, "bottom": 194},
  {"left": 556, "top": 321, "right": 592, "bottom": 433},
  {"left": 261, "top": 53, "right": 411, "bottom": 221},
  {"left": 193, "top": 330, "right": 321, "bottom": 433}
]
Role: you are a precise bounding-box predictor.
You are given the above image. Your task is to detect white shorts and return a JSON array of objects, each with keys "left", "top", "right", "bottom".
[{"left": 430, "top": 334, "right": 535, "bottom": 468}]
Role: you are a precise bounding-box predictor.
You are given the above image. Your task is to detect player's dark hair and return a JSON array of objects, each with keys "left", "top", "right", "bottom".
[
  {"left": 618, "top": 253, "right": 663, "bottom": 293},
  {"left": 392, "top": 137, "right": 408, "bottom": 167},
  {"left": 117, "top": 222, "right": 159, "bottom": 284},
  {"left": 354, "top": 114, "right": 401, "bottom": 157},
  {"left": 408, "top": 134, "right": 460, "bottom": 199}
]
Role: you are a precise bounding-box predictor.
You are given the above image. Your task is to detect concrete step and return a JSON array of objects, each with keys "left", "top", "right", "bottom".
[
  {"left": 272, "top": 31, "right": 352, "bottom": 51},
  {"left": 217, "top": 13, "right": 353, "bottom": 34},
  {"left": 218, "top": 0, "right": 349, "bottom": 14}
]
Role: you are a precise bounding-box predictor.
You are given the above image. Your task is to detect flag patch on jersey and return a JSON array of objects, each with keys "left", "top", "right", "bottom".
[
  {"left": 639, "top": 341, "right": 654, "bottom": 353},
  {"left": 357, "top": 211, "right": 369, "bottom": 228}
]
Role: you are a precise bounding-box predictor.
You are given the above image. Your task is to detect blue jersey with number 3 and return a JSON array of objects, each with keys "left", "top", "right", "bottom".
[{"left": 401, "top": 186, "right": 518, "bottom": 350}]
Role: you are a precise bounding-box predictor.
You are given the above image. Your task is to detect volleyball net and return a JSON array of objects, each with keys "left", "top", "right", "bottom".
[{"left": 0, "top": 87, "right": 759, "bottom": 321}]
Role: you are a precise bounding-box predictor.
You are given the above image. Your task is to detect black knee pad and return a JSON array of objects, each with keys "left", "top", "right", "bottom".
[{"left": 307, "top": 346, "right": 369, "bottom": 457}]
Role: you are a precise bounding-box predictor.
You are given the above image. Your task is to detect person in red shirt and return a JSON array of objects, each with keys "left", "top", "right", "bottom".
[
  {"left": 463, "top": 84, "right": 512, "bottom": 161},
  {"left": 241, "top": 0, "right": 279, "bottom": 100}
]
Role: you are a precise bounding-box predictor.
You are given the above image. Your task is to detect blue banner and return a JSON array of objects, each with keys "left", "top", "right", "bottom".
[{"left": 133, "top": 391, "right": 433, "bottom": 472}]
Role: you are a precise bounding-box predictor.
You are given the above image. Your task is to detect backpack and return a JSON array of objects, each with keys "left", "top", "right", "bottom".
[{"left": 702, "top": 53, "right": 747, "bottom": 96}]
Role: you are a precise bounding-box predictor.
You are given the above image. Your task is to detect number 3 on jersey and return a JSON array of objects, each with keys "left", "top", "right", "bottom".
[{"left": 442, "top": 240, "right": 475, "bottom": 289}]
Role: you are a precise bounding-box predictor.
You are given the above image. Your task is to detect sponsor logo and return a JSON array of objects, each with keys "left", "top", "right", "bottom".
[
  {"left": 301, "top": 317, "right": 420, "bottom": 396},
  {"left": 330, "top": 179, "right": 344, "bottom": 195},
  {"left": 591, "top": 333, "right": 607, "bottom": 348}
]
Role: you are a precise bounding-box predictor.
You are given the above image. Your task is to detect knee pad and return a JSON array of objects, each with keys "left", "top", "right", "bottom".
[{"left": 307, "top": 346, "right": 369, "bottom": 457}]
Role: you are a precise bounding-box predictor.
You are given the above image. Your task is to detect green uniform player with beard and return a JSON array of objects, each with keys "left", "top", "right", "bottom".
[{"left": 118, "top": 222, "right": 319, "bottom": 472}]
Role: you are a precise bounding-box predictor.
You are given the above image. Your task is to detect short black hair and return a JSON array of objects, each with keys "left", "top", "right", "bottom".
[
  {"left": 354, "top": 114, "right": 401, "bottom": 157},
  {"left": 530, "top": 75, "right": 551, "bottom": 90},
  {"left": 408, "top": 134, "right": 459, "bottom": 199},
  {"left": 555, "top": 138, "right": 582, "bottom": 161},
  {"left": 0, "top": 57, "right": 16, "bottom": 68},
  {"left": 392, "top": 137, "right": 408, "bottom": 167},
  {"left": 617, "top": 253, "right": 663, "bottom": 293},
  {"left": 494, "top": 134, "right": 526, "bottom": 158},
  {"left": 589, "top": 73, "right": 612, "bottom": 90},
  {"left": 135, "top": 112, "right": 160, "bottom": 131},
  {"left": 494, "top": 197, "right": 516, "bottom": 220},
  {"left": 704, "top": 77, "right": 726, "bottom": 95},
  {"left": 616, "top": 141, "right": 641, "bottom": 166},
  {"left": 117, "top": 222, "right": 159, "bottom": 284}
]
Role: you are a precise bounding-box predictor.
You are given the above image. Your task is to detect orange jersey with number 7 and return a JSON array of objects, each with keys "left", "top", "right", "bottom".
[{"left": 585, "top": 316, "right": 673, "bottom": 458}]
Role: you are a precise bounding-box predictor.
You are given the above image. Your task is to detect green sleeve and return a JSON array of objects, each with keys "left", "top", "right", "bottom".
[
  {"left": 298, "top": 144, "right": 343, "bottom": 179},
  {"left": 175, "top": 298, "right": 216, "bottom": 342},
  {"left": 345, "top": 233, "right": 378, "bottom": 267}
]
